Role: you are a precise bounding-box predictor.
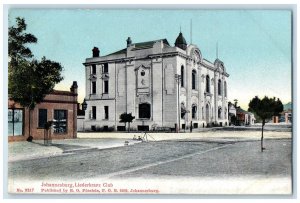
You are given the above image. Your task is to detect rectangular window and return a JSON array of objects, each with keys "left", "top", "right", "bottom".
[
  {"left": 104, "top": 80, "right": 109, "bottom": 93},
  {"left": 8, "top": 108, "right": 24, "bottom": 136},
  {"left": 38, "top": 109, "right": 47, "bottom": 128},
  {"left": 92, "top": 81, "right": 96, "bottom": 94},
  {"left": 92, "top": 64, "right": 96, "bottom": 75},
  {"left": 53, "top": 110, "right": 67, "bottom": 134},
  {"left": 104, "top": 106, "right": 109, "bottom": 119},
  {"left": 103, "top": 63, "right": 108, "bottom": 73},
  {"left": 92, "top": 106, "right": 96, "bottom": 119}
]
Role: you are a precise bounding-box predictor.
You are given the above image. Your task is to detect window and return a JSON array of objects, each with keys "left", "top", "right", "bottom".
[
  {"left": 218, "top": 107, "right": 222, "bottom": 119},
  {"left": 92, "top": 64, "right": 96, "bottom": 75},
  {"left": 104, "top": 106, "right": 109, "bottom": 119},
  {"left": 141, "top": 70, "right": 145, "bottom": 76},
  {"left": 192, "top": 70, "right": 196, "bottom": 90},
  {"left": 206, "top": 75, "right": 210, "bottom": 93},
  {"left": 181, "top": 103, "right": 186, "bottom": 119},
  {"left": 104, "top": 80, "right": 109, "bottom": 94},
  {"left": 54, "top": 110, "right": 67, "bottom": 134},
  {"left": 103, "top": 63, "right": 108, "bottom": 73},
  {"left": 92, "top": 81, "right": 96, "bottom": 94},
  {"left": 92, "top": 106, "right": 96, "bottom": 119},
  {"left": 224, "top": 81, "right": 227, "bottom": 97},
  {"left": 192, "top": 105, "right": 197, "bottom": 119},
  {"left": 181, "top": 65, "right": 184, "bottom": 87},
  {"left": 139, "top": 103, "right": 151, "bottom": 119},
  {"left": 218, "top": 79, "right": 222, "bottom": 95},
  {"left": 8, "top": 108, "right": 24, "bottom": 136},
  {"left": 38, "top": 109, "right": 47, "bottom": 128}
]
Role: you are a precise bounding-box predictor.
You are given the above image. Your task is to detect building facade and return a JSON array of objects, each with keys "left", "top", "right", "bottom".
[
  {"left": 83, "top": 32, "right": 229, "bottom": 131},
  {"left": 8, "top": 82, "right": 78, "bottom": 141},
  {"left": 236, "top": 107, "right": 256, "bottom": 126}
]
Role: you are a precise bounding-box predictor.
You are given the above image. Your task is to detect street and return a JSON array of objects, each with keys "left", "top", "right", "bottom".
[{"left": 8, "top": 136, "right": 292, "bottom": 194}]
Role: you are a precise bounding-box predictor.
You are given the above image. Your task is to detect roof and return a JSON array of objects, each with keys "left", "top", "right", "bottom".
[
  {"left": 175, "top": 32, "right": 187, "bottom": 46},
  {"left": 236, "top": 107, "right": 252, "bottom": 115},
  {"left": 174, "top": 32, "right": 187, "bottom": 50},
  {"left": 51, "top": 90, "right": 77, "bottom": 96},
  {"left": 107, "top": 39, "right": 170, "bottom": 56}
]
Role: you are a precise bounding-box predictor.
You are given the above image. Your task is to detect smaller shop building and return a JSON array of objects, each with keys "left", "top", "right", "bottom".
[{"left": 8, "top": 82, "right": 78, "bottom": 142}]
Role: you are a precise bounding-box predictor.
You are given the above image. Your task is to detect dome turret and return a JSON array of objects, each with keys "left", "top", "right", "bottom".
[{"left": 175, "top": 32, "right": 187, "bottom": 50}]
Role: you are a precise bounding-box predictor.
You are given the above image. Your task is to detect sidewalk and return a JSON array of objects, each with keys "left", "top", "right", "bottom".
[
  {"left": 77, "top": 130, "right": 292, "bottom": 140},
  {"left": 8, "top": 138, "right": 141, "bottom": 162},
  {"left": 8, "top": 130, "right": 291, "bottom": 162}
]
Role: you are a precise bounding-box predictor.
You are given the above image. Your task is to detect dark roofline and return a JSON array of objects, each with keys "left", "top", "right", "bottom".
[
  {"left": 51, "top": 90, "right": 77, "bottom": 96},
  {"left": 106, "top": 38, "right": 169, "bottom": 57},
  {"left": 236, "top": 107, "right": 252, "bottom": 114}
]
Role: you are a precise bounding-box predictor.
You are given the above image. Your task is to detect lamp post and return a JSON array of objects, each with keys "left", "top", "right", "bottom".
[
  {"left": 81, "top": 99, "right": 87, "bottom": 131},
  {"left": 175, "top": 74, "right": 181, "bottom": 133}
]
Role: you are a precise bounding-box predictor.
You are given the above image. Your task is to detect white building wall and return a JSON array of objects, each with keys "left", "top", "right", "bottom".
[
  {"left": 152, "top": 57, "right": 163, "bottom": 126},
  {"left": 163, "top": 56, "right": 178, "bottom": 127},
  {"left": 83, "top": 38, "right": 229, "bottom": 131}
]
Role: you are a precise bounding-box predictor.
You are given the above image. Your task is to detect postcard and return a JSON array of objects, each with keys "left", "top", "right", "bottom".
[{"left": 6, "top": 7, "right": 293, "bottom": 196}]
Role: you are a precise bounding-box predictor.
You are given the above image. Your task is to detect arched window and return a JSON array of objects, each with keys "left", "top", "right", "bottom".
[
  {"left": 192, "top": 70, "right": 196, "bottom": 90},
  {"left": 192, "top": 104, "right": 197, "bottom": 119},
  {"left": 224, "top": 81, "right": 227, "bottom": 97},
  {"left": 181, "top": 65, "right": 184, "bottom": 87},
  {"left": 139, "top": 103, "right": 151, "bottom": 119},
  {"left": 181, "top": 102, "right": 186, "bottom": 119},
  {"left": 206, "top": 75, "right": 210, "bottom": 93},
  {"left": 218, "top": 79, "right": 222, "bottom": 96},
  {"left": 218, "top": 107, "right": 222, "bottom": 119}
]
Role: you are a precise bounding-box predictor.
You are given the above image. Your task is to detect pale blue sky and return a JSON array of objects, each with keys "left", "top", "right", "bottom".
[{"left": 8, "top": 9, "right": 292, "bottom": 109}]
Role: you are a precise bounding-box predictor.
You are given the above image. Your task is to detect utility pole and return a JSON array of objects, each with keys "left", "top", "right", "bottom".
[{"left": 175, "top": 74, "right": 181, "bottom": 133}]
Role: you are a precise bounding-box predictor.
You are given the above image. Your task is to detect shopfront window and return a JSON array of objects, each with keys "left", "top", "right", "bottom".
[
  {"left": 8, "top": 108, "right": 24, "bottom": 136},
  {"left": 54, "top": 110, "right": 67, "bottom": 134}
]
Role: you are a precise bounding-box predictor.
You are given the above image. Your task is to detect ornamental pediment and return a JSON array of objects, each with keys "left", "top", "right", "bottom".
[{"left": 134, "top": 64, "right": 150, "bottom": 71}]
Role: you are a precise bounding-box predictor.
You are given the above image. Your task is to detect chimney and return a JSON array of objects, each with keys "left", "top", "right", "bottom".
[
  {"left": 92, "top": 47, "right": 100, "bottom": 57},
  {"left": 70, "top": 81, "right": 78, "bottom": 94},
  {"left": 126, "top": 37, "right": 132, "bottom": 47}
]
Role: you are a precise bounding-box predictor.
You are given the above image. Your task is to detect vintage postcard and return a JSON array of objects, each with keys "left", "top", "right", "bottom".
[{"left": 6, "top": 6, "right": 293, "bottom": 196}]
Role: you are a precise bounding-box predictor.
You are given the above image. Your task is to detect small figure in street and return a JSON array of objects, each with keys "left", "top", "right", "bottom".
[{"left": 190, "top": 121, "right": 193, "bottom": 133}]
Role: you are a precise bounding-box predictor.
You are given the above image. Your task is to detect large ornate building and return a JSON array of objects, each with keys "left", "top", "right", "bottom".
[{"left": 83, "top": 32, "right": 229, "bottom": 131}]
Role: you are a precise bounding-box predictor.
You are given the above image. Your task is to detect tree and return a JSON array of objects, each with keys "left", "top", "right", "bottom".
[
  {"left": 248, "top": 96, "right": 283, "bottom": 152},
  {"left": 8, "top": 17, "right": 37, "bottom": 65},
  {"left": 234, "top": 99, "right": 238, "bottom": 108},
  {"left": 8, "top": 17, "right": 63, "bottom": 141},
  {"left": 119, "top": 113, "right": 135, "bottom": 132}
]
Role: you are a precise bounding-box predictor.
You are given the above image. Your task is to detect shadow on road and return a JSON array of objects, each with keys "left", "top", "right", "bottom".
[{"left": 31, "top": 141, "right": 96, "bottom": 153}]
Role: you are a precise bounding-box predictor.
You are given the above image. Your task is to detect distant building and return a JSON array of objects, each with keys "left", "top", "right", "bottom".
[
  {"left": 276, "top": 102, "right": 292, "bottom": 123},
  {"left": 236, "top": 107, "right": 255, "bottom": 126},
  {"left": 8, "top": 82, "right": 78, "bottom": 141},
  {"left": 283, "top": 111, "right": 292, "bottom": 123},
  {"left": 228, "top": 102, "right": 237, "bottom": 125},
  {"left": 83, "top": 32, "right": 229, "bottom": 131},
  {"left": 77, "top": 103, "right": 85, "bottom": 132}
]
